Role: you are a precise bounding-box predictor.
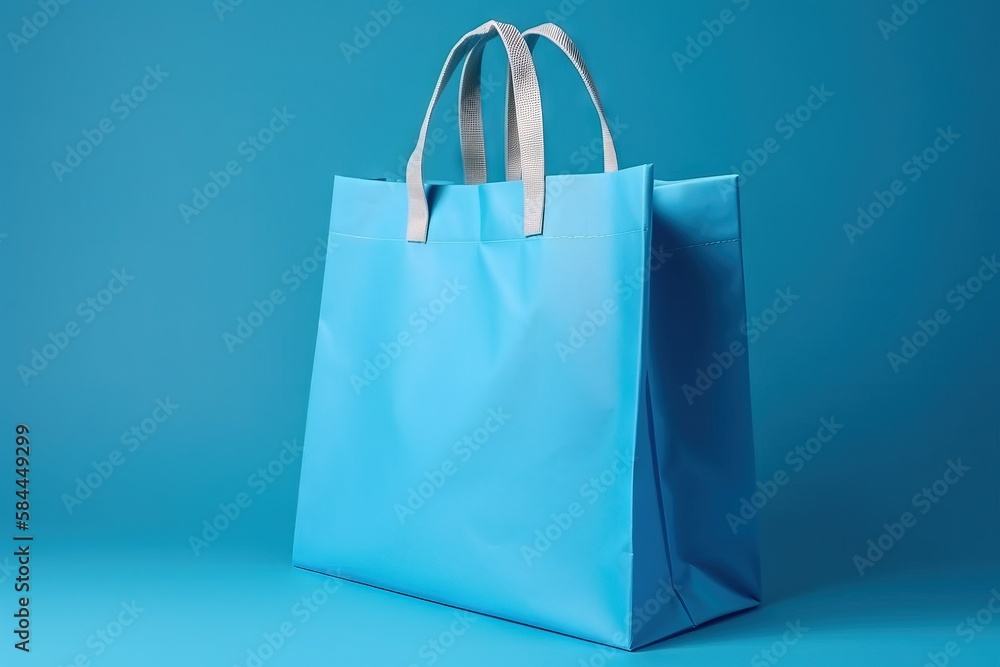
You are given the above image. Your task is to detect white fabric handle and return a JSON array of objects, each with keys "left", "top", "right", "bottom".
[
  {"left": 406, "top": 20, "right": 545, "bottom": 243},
  {"left": 459, "top": 23, "right": 618, "bottom": 185}
]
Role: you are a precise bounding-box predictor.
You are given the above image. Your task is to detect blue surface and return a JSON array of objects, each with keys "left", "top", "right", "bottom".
[{"left": 2, "top": 0, "right": 997, "bottom": 665}]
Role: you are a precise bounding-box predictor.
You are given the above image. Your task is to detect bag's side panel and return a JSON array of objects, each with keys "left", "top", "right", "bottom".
[
  {"left": 293, "top": 166, "right": 654, "bottom": 649},
  {"left": 645, "top": 176, "right": 761, "bottom": 626}
]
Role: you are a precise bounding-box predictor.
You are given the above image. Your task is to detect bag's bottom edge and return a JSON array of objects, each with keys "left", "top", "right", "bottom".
[
  {"left": 292, "top": 563, "right": 759, "bottom": 651},
  {"left": 631, "top": 596, "right": 762, "bottom": 651}
]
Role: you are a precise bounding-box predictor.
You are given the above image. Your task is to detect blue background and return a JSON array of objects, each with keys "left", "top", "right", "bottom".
[{"left": 2, "top": 0, "right": 998, "bottom": 665}]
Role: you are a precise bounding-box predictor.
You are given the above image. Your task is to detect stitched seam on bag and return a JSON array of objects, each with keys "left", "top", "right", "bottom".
[
  {"left": 663, "top": 238, "right": 740, "bottom": 252},
  {"left": 328, "top": 229, "right": 646, "bottom": 243}
]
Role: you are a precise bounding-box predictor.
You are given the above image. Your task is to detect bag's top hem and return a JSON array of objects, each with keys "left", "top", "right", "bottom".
[{"left": 328, "top": 228, "right": 647, "bottom": 244}]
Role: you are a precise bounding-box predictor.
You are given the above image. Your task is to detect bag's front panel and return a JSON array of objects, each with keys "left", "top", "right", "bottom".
[{"left": 294, "top": 166, "right": 653, "bottom": 647}]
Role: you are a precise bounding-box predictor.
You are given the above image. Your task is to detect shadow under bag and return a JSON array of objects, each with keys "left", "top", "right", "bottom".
[{"left": 294, "top": 19, "right": 760, "bottom": 650}]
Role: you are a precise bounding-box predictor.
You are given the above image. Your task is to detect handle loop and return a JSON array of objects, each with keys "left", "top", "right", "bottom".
[
  {"left": 406, "top": 20, "right": 546, "bottom": 242},
  {"left": 458, "top": 23, "right": 617, "bottom": 185}
]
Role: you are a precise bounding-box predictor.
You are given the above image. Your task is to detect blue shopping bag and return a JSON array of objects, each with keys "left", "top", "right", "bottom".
[{"left": 293, "top": 20, "right": 759, "bottom": 650}]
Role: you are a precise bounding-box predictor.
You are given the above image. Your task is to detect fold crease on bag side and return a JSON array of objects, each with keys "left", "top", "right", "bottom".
[{"left": 642, "top": 377, "right": 697, "bottom": 646}]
